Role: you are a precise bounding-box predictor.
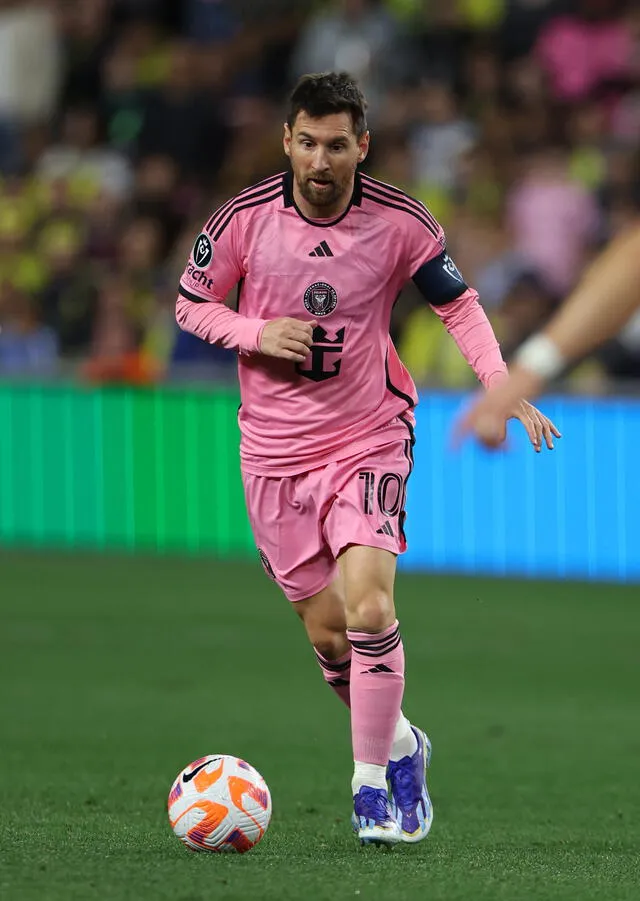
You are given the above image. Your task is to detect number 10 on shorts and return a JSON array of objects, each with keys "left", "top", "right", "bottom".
[{"left": 358, "top": 471, "right": 405, "bottom": 517}]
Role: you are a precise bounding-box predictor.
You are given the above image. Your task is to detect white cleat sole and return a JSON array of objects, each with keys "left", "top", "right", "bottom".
[
  {"left": 358, "top": 827, "right": 402, "bottom": 847},
  {"left": 352, "top": 814, "right": 401, "bottom": 846}
]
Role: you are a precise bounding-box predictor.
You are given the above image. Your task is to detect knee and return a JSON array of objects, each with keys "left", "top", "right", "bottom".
[
  {"left": 312, "top": 628, "right": 349, "bottom": 661},
  {"left": 295, "top": 603, "right": 348, "bottom": 659},
  {"left": 346, "top": 590, "right": 395, "bottom": 633}
]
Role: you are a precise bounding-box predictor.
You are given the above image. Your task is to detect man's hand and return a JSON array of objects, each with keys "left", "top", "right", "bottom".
[
  {"left": 456, "top": 373, "right": 561, "bottom": 451},
  {"left": 259, "top": 318, "right": 316, "bottom": 362},
  {"left": 510, "top": 400, "right": 561, "bottom": 452}
]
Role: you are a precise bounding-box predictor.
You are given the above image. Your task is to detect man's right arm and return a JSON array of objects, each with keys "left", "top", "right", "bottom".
[
  {"left": 175, "top": 219, "right": 267, "bottom": 355},
  {"left": 176, "top": 215, "right": 315, "bottom": 362}
]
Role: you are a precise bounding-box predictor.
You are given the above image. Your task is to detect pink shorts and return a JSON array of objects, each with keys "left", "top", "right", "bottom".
[{"left": 242, "top": 438, "right": 413, "bottom": 602}]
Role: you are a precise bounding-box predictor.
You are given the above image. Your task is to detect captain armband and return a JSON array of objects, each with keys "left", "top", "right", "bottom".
[{"left": 412, "top": 251, "right": 468, "bottom": 306}]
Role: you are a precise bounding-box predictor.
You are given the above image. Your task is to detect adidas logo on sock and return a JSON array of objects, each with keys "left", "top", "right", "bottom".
[
  {"left": 363, "top": 664, "right": 393, "bottom": 674},
  {"left": 376, "top": 520, "right": 394, "bottom": 537},
  {"left": 309, "top": 241, "right": 334, "bottom": 257}
]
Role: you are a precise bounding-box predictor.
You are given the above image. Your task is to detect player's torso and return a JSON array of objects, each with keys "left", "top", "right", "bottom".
[{"left": 239, "top": 204, "right": 401, "bottom": 387}]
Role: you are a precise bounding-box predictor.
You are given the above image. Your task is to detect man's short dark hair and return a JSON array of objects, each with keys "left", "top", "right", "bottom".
[{"left": 287, "top": 72, "right": 368, "bottom": 138}]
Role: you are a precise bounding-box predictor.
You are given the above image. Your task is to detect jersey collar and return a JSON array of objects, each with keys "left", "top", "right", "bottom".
[{"left": 283, "top": 170, "right": 362, "bottom": 227}]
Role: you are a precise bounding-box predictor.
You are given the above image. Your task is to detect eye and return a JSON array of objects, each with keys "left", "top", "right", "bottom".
[{"left": 300, "top": 140, "right": 314, "bottom": 149}]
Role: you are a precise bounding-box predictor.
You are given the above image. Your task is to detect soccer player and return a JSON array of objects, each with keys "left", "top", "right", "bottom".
[
  {"left": 176, "top": 71, "right": 556, "bottom": 845},
  {"left": 458, "top": 223, "right": 640, "bottom": 448}
]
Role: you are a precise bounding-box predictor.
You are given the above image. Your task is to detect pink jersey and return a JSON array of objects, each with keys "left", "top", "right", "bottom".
[{"left": 177, "top": 171, "right": 506, "bottom": 476}]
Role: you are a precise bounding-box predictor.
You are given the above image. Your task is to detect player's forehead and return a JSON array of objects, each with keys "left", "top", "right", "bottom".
[{"left": 290, "top": 110, "right": 357, "bottom": 142}]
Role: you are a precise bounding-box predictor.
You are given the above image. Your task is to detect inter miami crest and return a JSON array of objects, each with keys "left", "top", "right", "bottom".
[
  {"left": 193, "top": 233, "right": 213, "bottom": 268},
  {"left": 303, "top": 282, "right": 338, "bottom": 317}
]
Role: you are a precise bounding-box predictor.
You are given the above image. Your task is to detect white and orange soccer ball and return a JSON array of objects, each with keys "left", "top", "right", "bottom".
[{"left": 168, "top": 755, "right": 272, "bottom": 853}]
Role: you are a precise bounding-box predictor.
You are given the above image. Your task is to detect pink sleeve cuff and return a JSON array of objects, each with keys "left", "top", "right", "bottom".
[
  {"left": 237, "top": 318, "right": 268, "bottom": 355},
  {"left": 176, "top": 294, "right": 267, "bottom": 356}
]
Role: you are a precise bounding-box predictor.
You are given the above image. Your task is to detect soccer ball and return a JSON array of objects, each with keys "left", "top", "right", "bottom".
[{"left": 168, "top": 755, "right": 272, "bottom": 853}]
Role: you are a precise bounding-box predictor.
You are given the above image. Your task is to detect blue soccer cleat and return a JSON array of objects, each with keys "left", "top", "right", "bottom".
[
  {"left": 352, "top": 786, "right": 402, "bottom": 846},
  {"left": 387, "top": 727, "right": 433, "bottom": 842}
]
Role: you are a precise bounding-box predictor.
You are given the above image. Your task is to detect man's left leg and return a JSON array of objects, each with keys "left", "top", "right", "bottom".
[{"left": 339, "top": 545, "right": 433, "bottom": 845}]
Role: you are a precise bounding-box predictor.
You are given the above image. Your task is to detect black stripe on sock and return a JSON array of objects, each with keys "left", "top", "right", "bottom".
[
  {"left": 350, "top": 625, "right": 400, "bottom": 649},
  {"left": 315, "top": 652, "right": 351, "bottom": 672},
  {"left": 352, "top": 635, "right": 402, "bottom": 658},
  {"left": 349, "top": 626, "right": 402, "bottom": 657}
]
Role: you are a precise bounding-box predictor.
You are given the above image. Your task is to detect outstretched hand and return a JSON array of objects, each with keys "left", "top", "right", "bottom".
[
  {"left": 509, "top": 400, "right": 561, "bottom": 452},
  {"left": 456, "top": 381, "right": 561, "bottom": 452}
]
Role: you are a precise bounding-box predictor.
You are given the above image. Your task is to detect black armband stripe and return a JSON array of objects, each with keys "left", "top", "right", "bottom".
[
  {"left": 412, "top": 251, "right": 468, "bottom": 305},
  {"left": 178, "top": 285, "right": 210, "bottom": 304}
]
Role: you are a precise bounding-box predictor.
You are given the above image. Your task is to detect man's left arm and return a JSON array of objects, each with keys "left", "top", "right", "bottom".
[
  {"left": 406, "top": 221, "right": 557, "bottom": 450},
  {"left": 414, "top": 255, "right": 508, "bottom": 388}
]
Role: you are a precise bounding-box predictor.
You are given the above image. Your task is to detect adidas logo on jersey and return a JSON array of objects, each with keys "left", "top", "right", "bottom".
[
  {"left": 309, "top": 241, "right": 333, "bottom": 257},
  {"left": 376, "top": 521, "right": 395, "bottom": 537}
]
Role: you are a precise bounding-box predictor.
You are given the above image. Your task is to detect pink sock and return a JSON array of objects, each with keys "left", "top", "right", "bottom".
[
  {"left": 347, "top": 620, "right": 405, "bottom": 766},
  {"left": 315, "top": 648, "right": 351, "bottom": 708}
]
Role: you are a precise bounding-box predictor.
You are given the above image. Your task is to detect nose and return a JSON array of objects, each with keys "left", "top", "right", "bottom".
[{"left": 312, "top": 146, "right": 330, "bottom": 171}]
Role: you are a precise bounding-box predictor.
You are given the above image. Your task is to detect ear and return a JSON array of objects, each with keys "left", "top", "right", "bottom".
[
  {"left": 283, "top": 123, "right": 292, "bottom": 158},
  {"left": 357, "top": 130, "right": 370, "bottom": 164}
]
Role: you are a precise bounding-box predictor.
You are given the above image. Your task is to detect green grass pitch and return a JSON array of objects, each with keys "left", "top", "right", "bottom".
[{"left": 1, "top": 551, "right": 639, "bottom": 900}]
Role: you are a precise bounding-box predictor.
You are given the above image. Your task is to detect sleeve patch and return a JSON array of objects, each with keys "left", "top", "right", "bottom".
[
  {"left": 192, "top": 233, "right": 213, "bottom": 268},
  {"left": 412, "top": 250, "right": 468, "bottom": 306}
]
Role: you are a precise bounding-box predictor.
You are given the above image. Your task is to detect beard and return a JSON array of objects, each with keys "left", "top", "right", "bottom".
[{"left": 296, "top": 171, "right": 348, "bottom": 210}]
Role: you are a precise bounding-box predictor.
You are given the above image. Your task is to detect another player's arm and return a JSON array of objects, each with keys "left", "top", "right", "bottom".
[
  {"left": 458, "top": 223, "right": 640, "bottom": 447},
  {"left": 519, "top": 222, "right": 640, "bottom": 388},
  {"left": 176, "top": 217, "right": 314, "bottom": 362},
  {"left": 404, "top": 219, "right": 558, "bottom": 451}
]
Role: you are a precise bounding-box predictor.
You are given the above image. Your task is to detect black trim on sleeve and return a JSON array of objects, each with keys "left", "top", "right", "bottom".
[
  {"left": 412, "top": 250, "right": 468, "bottom": 306},
  {"left": 178, "top": 285, "right": 210, "bottom": 304}
]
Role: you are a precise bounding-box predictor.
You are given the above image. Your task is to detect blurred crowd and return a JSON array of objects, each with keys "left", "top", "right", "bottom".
[{"left": 1, "top": 0, "right": 640, "bottom": 388}]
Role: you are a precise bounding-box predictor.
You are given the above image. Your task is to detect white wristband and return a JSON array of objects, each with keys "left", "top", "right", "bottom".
[{"left": 514, "top": 334, "right": 566, "bottom": 381}]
